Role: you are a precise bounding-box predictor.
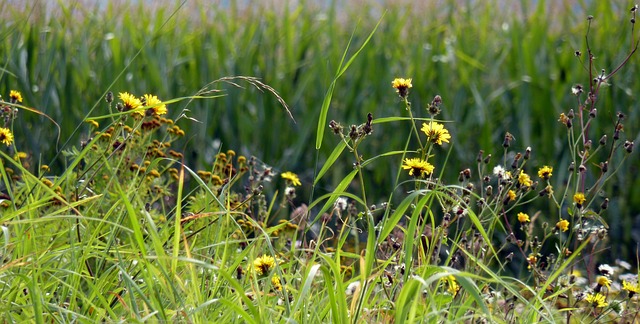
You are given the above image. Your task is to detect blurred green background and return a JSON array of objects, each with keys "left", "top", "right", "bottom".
[{"left": 1, "top": 0, "right": 639, "bottom": 259}]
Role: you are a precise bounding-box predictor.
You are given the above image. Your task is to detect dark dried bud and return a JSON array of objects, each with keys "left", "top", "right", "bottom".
[
  {"left": 584, "top": 140, "right": 592, "bottom": 151},
  {"left": 589, "top": 108, "right": 597, "bottom": 118},
  {"left": 106, "top": 91, "right": 114, "bottom": 103},
  {"left": 328, "top": 120, "right": 343, "bottom": 135},
  {"left": 466, "top": 182, "right": 475, "bottom": 193},
  {"left": 505, "top": 252, "right": 514, "bottom": 262},
  {"left": 349, "top": 125, "right": 358, "bottom": 141},
  {"left": 362, "top": 113, "right": 373, "bottom": 135},
  {"left": 524, "top": 147, "right": 531, "bottom": 160},
  {"left": 601, "top": 198, "right": 609, "bottom": 210},
  {"left": 427, "top": 95, "right": 443, "bottom": 116},
  {"left": 458, "top": 171, "right": 465, "bottom": 183},
  {"left": 632, "top": 18, "right": 636, "bottom": 24},
  {"left": 485, "top": 185, "right": 493, "bottom": 197},
  {"left": 566, "top": 118, "right": 572, "bottom": 129},
  {"left": 633, "top": 5, "right": 639, "bottom": 12},
  {"left": 599, "top": 135, "right": 607, "bottom": 146},
  {"left": 575, "top": 50, "right": 582, "bottom": 57},
  {"left": 116, "top": 102, "right": 124, "bottom": 112},
  {"left": 463, "top": 168, "right": 471, "bottom": 179},
  {"left": 567, "top": 109, "right": 575, "bottom": 119},
  {"left": 503, "top": 132, "right": 514, "bottom": 148},
  {"left": 484, "top": 154, "right": 492, "bottom": 164},
  {"left": 569, "top": 162, "right": 575, "bottom": 172},
  {"left": 578, "top": 164, "right": 587, "bottom": 173},
  {"left": 476, "top": 150, "right": 484, "bottom": 163},
  {"left": 618, "top": 112, "right": 626, "bottom": 120},
  {"left": 614, "top": 129, "right": 621, "bottom": 141},
  {"left": 587, "top": 15, "right": 594, "bottom": 21},
  {"left": 483, "top": 175, "right": 490, "bottom": 183},
  {"left": 600, "top": 161, "right": 608, "bottom": 173},
  {"left": 624, "top": 140, "right": 634, "bottom": 153}
]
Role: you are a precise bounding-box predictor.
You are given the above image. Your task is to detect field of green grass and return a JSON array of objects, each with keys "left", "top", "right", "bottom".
[{"left": 1, "top": 0, "right": 640, "bottom": 322}]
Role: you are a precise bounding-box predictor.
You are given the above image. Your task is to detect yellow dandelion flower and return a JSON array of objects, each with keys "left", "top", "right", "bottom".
[
  {"left": 271, "top": 275, "right": 283, "bottom": 291},
  {"left": 537, "top": 165, "right": 553, "bottom": 180},
  {"left": 596, "top": 276, "right": 611, "bottom": 289},
  {"left": 0, "top": 127, "right": 14, "bottom": 146},
  {"left": 253, "top": 255, "right": 276, "bottom": 276},
  {"left": 442, "top": 275, "right": 460, "bottom": 296},
  {"left": 391, "top": 78, "right": 412, "bottom": 98},
  {"left": 143, "top": 94, "right": 167, "bottom": 116},
  {"left": 9, "top": 90, "right": 23, "bottom": 103},
  {"left": 119, "top": 92, "right": 142, "bottom": 112},
  {"left": 585, "top": 293, "right": 608, "bottom": 308},
  {"left": 517, "top": 212, "right": 530, "bottom": 223},
  {"left": 573, "top": 192, "right": 586, "bottom": 207},
  {"left": 421, "top": 121, "right": 451, "bottom": 145},
  {"left": 402, "top": 158, "right": 435, "bottom": 178},
  {"left": 518, "top": 170, "right": 533, "bottom": 187},
  {"left": 556, "top": 219, "right": 570, "bottom": 232},
  {"left": 507, "top": 189, "right": 516, "bottom": 202},
  {"left": 622, "top": 280, "right": 640, "bottom": 298},
  {"left": 281, "top": 171, "right": 301, "bottom": 186}
]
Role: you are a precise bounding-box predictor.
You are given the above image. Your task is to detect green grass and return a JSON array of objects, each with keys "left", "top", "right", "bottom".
[{"left": 0, "top": 0, "right": 640, "bottom": 322}]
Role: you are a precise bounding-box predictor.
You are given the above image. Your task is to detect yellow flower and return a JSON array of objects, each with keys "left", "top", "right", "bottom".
[
  {"left": 556, "top": 219, "right": 570, "bottom": 232},
  {"left": 527, "top": 254, "right": 538, "bottom": 270},
  {"left": 0, "top": 127, "right": 14, "bottom": 146},
  {"left": 143, "top": 94, "right": 167, "bottom": 116},
  {"left": 281, "top": 171, "right": 301, "bottom": 186},
  {"left": 537, "top": 165, "right": 553, "bottom": 180},
  {"left": 440, "top": 275, "right": 460, "bottom": 296},
  {"left": 119, "top": 92, "right": 142, "bottom": 112},
  {"left": 9, "top": 90, "right": 23, "bottom": 103},
  {"left": 402, "top": 158, "right": 435, "bottom": 178},
  {"left": 391, "top": 78, "right": 412, "bottom": 98},
  {"left": 585, "top": 293, "right": 608, "bottom": 308},
  {"left": 517, "top": 212, "right": 530, "bottom": 223},
  {"left": 507, "top": 189, "right": 516, "bottom": 202},
  {"left": 421, "top": 121, "right": 451, "bottom": 145},
  {"left": 596, "top": 276, "right": 611, "bottom": 289},
  {"left": 271, "top": 275, "right": 283, "bottom": 291},
  {"left": 518, "top": 170, "right": 533, "bottom": 187},
  {"left": 622, "top": 280, "right": 640, "bottom": 297},
  {"left": 86, "top": 119, "right": 99, "bottom": 128},
  {"left": 253, "top": 255, "right": 276, "bottom": 276},
  {"left": 14, "top": 151, "right": 27, "bottom": 160},
  {"left": 573, "top": 192, "right": 586, "bottom": 207}
]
